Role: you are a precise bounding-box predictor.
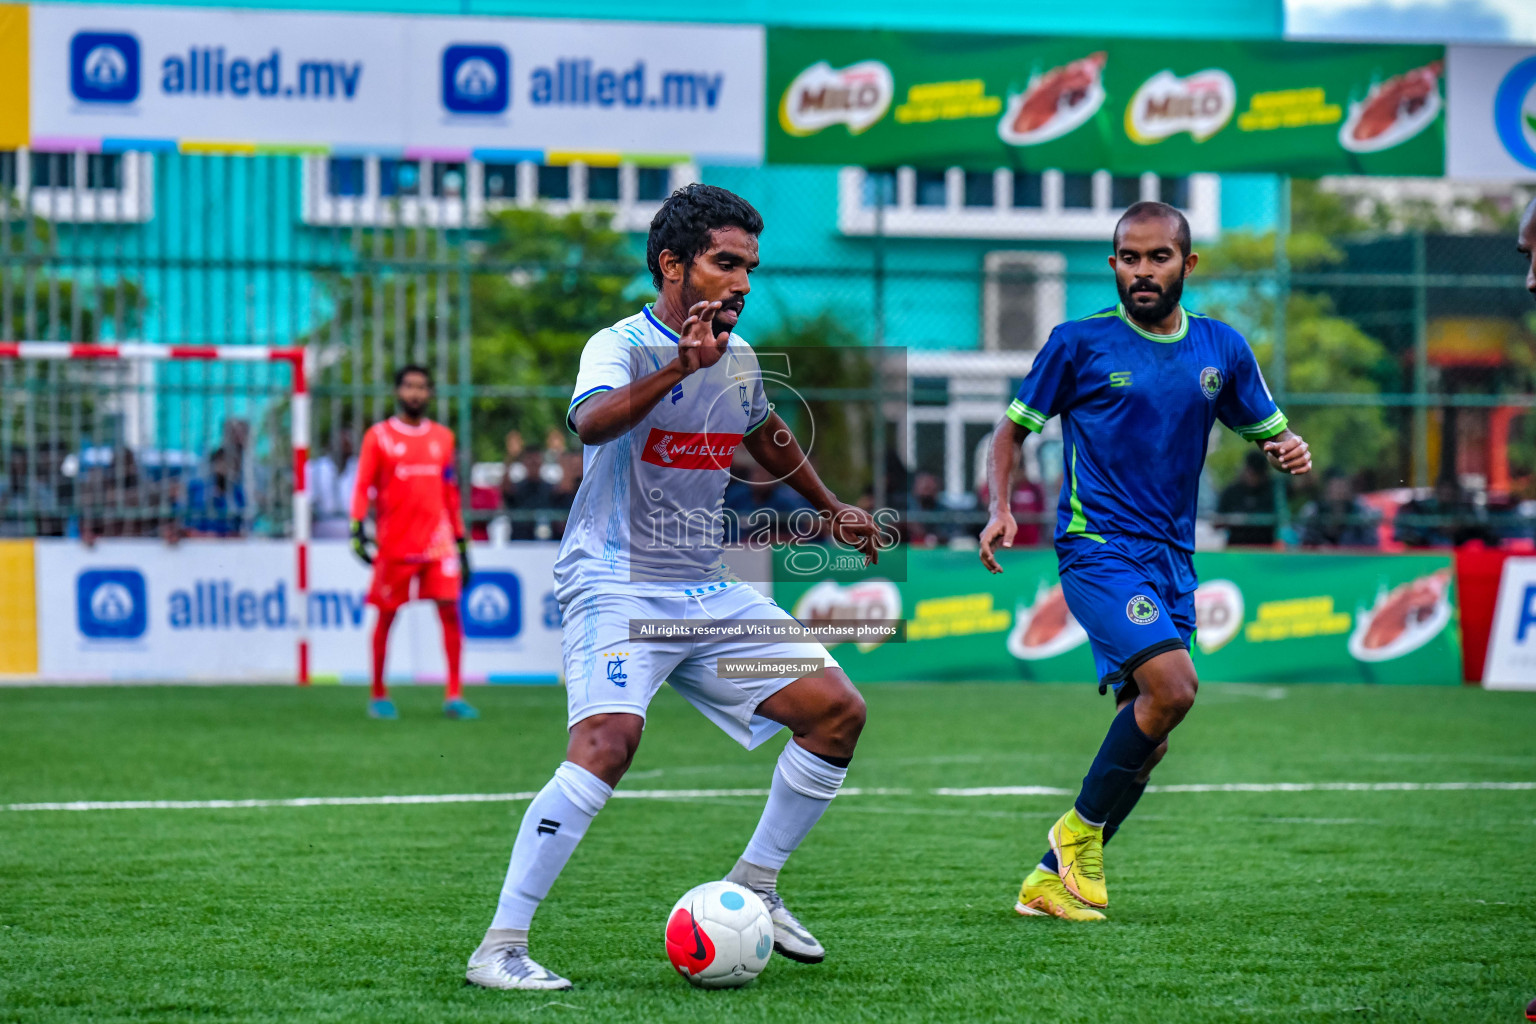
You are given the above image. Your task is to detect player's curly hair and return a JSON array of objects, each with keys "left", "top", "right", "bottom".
[{"left": 646, "top": 184, "right": 764, "bottom": 289}]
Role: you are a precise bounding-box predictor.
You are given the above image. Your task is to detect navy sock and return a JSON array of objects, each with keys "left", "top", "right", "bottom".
[
  {"left": 1103, "top": 778, "right": 1148, "bottom": 845},
  {"left": 1074, "top": 702, "right": 1162, "bottom": 825}
]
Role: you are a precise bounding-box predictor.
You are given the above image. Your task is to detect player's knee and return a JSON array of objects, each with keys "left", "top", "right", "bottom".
[
  {"left": 819, "top": 676, "right": 866, "bottom": 753},
  {"left": 567, "top": 717, "right": 642, "bottom": 779}
]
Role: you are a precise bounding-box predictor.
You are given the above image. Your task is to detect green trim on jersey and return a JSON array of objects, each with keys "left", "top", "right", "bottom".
[
  {"left": 1066, "top": 444, "right": 1106, "bottom": 543},
  {"left": 1116, "top": 302, "right": 1188, "bottom": 343},
  {"left": 1234, "top": 410, "right": 1289, "bottom": 441},
  {"left": 1079, "top": 308, "right": 1118, "bottom": 320},
  {"left": 1006, "top": 399, "right": 1047, "bottom": 432}
]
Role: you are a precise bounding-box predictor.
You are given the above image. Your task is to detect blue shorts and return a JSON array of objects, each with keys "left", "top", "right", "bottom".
[{"left": 1057, "top": 535, "right": 1197, "bottom": 695}]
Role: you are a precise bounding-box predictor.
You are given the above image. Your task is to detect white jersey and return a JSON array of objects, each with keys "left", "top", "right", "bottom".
[{"left": 553, "top": 307, "right": 769, "bottom": 604}]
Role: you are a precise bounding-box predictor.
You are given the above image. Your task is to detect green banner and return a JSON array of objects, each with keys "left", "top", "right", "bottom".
[
  {"left": 774, "top": 548, "right": 1461, "bottom": 685},
  {"left": 768, "top": 29, "right": 1445, "bottom": 176}
]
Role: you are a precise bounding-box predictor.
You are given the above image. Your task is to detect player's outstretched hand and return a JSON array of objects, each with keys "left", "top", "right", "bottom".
[
  {"left": 1263, "top": 433, "right": 1312, "bottom": 476},
  {"left": 827, "top": 503, "right": 881, "bottom": 566},
  {"left": 979, "top": 511, "right": 1018, "bottom": 574},
  {"left": 676, "top": 300, "right": 731, "bottom": 376},
  {"left": 350, "top": 519, "right": 375, "bottom": 566}
]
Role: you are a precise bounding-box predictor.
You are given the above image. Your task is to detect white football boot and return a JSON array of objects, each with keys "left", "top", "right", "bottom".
[
  {"left": 755, "top": 889, "right": 826, "bottom": 964},
  {"left": 465, "top": 946, "right": 572, "bottom": 990}
]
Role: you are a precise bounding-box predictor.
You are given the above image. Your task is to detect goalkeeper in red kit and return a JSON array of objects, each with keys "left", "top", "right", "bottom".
[{"left": 349, "top": 365, "right": 476, "bottom": 720}]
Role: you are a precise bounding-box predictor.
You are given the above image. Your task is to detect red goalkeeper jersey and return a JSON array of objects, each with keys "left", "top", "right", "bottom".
[{"left": 350, "top": 417, "right": 464, "bottom": 562}]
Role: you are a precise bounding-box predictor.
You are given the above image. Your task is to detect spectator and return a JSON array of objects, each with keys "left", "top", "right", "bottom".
[
  {"left": 977, "top": 450, "right": 1047, "bottom": 547},
  {"left": 181, "top": 447, "right": 248, "bottom": 537},
  {"left": 500, "top": 430, "right": 552, "bottom": 540},
  {"left": 1297, "top": 470, "right": 1378, "bottom": 548},
  {"left": 723, "top": 463, "right": 814, "bottom": 543},
  {"left": 1216, "top": 450, "right": 1277, "bottom": 546},
  {"left": 308, "top": 429, "right": 357, "bottom": 540},
  {"left": 908, "top": 471, "right": 954, "bottom": 547},
  {"left": 547, "top": 451, "right": 586, "bottom": 540},
  {"left": 1396, "top": 479, "right": 1499, "bottom": 548}
]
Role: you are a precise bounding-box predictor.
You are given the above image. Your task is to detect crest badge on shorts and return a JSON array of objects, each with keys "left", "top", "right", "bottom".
[{"left": 1126, "top": 595, "right": 1160, "bottom": 625}]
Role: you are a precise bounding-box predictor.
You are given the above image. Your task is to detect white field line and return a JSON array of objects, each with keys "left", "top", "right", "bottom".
[{"left": 4, "top": 781, "right": 1533, "bottom": 813}]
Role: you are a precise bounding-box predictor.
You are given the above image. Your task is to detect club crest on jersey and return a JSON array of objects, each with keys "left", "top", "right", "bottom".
[
  {"left": 1127, "top": 595, "right": 1160, "bottom": 625},
  {"left": 1200, "top": 366, "right": 1222, "bottom": 399},
  {"left": 640, "top": 428, "right": 743, "bottom": 471},
  {"left": 602, "top": 651, "right": 629, "bottom": 687},
  {"left": 738, "top": 380, "right": 750, "bottom": 414}
]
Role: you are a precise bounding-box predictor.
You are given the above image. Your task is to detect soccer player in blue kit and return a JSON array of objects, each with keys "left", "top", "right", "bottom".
[{"left": 979, "top": 201, "right": 1312, "bottom": 922}]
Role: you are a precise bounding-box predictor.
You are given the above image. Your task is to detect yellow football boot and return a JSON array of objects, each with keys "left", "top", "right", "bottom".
[
  {"left": 1048, "top": 808, "right": 1107, "bottom": 908},
  {"left": 1015, "top": 867, "right": 1106, "bottom": 922}
]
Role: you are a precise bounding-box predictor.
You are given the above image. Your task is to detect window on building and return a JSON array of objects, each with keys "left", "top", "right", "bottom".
[
  {"left": 431, "top": 162, "right": 467, "bottom": 199},
  {"left": 327, "top": 158, "right": 366, "bottom": 198},
  {"left": 587, "top": 166, "right": 620, "bottom": 202},
  {"left": 983, "top": 250, "right": 1068, "bottom": 351},
  {"left": 915, "top": 170, "right": 947, "bottom": 207},
  {"left": 1061, "top": 173, "right": 1094, "bottom": 209},
  {"left": 1160, "top": 176, "right": 1190, "bottom": 209},
  {"left": 482, "top": 163, "right": 518, "bottom": 200},
  {"left": 3, "top": 150, "right": 151, "bottom": 222},
  {"left": 1111, "top": 175, "right": 1142, "bottom": 208},
  {"left": 379, "top": 159, "right": 421, "bottom": 198},
  {"left": 637, "top": 167, "right": 672, "bottom": 202},
  {"left": 1012, "top": 172, "right": 1043, "bottom": 209},
  {"left": 837, "top": 167, "right": 1219, "bottom": 242},
  {"left": 912, "top": 376, "right": 950, "bottom": 407},
  {"left": 537, "top": 164, "right": 570, "bottom": 200},
  {"left": 302, "top": 157, "right": 693, "bottom": 229},
  {"left": 963, "top": 171, "right": 995, "bottom": 208},
  {"left": 862, "top": 169, "right": 896, "bottom": 208}
]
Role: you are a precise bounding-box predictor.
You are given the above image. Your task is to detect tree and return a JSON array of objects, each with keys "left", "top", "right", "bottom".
[{"left": 1195, "top": 204, "right": 1396, "bottom": 491}]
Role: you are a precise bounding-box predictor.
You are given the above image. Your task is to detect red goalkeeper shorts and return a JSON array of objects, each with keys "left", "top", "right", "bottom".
[{"left": 367, "top": 556, "right": 462, "bottom": 611}]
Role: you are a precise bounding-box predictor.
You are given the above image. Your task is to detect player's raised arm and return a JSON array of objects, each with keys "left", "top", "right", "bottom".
[
  {"left": 744, "top": 411, "right": 880, "bottom": 565},
  {"left": 979, "top": 417, "right": 1028, "bottom": 574}
]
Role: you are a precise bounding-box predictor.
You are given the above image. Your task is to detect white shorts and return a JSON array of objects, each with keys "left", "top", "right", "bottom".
[{"left": 560, "top": 581, "right": 841, "bottom": 750}]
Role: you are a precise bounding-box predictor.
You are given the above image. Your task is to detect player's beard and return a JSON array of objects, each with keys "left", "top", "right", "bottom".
[
  {"left": 396, "top": 395, "right": 429, "bottom": 419},
  {"left": 679, "top": 266, "right": 743, "bottom": 336},
  {"left": 1118, "top": 271, "right": 1185, "bottom": 326}
]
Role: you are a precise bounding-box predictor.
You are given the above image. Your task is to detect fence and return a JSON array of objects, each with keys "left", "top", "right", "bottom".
[{"left": 3, "top": 150, "right": 1534, "bottom": 549}]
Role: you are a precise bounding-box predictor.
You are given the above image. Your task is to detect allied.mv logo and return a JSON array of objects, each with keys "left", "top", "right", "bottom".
[
  {"left": 1126, "top": 594, "right": 1160, "bottom": 625},
  {"left": 1199, "top": 366, "right": 1222, "bottom": 399},
  {"left": 70, "top": 32, "right": 141, "bottom": 104},
  {"left": 442, "top": 44, "right": 509, "bottom": 115},
  {"left": 76, "top": 568, "right": 148, "bottom": 640},
  {"left": 460, "top": 571, "right": 522, "bottom": 640}
]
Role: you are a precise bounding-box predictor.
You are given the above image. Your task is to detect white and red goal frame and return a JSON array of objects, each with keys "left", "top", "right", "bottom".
[{"left": 0, "top": 342, "right": 315, "bottom": 684}]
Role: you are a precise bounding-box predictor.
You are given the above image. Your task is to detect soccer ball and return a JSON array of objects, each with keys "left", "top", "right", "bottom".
[{"left": 664, "top": 881, "right": 774, "bottom": 988}]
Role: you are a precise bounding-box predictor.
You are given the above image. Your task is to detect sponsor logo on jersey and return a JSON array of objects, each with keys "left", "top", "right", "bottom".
[
  {"left": 1126, "top": 594, "right": 1160, "bottom": 625},
  {"left": 1109, "top": 371, "right": 1133, "bottom": 388},
  {"left": 779, "top": 60, "right": 893, "bottom": 137},
  {"left": 640, "top": 428, "right": 742, "bottom": 470},
  {"left": 1200, "top": 366, "right": 1222, "bottom": 398}
]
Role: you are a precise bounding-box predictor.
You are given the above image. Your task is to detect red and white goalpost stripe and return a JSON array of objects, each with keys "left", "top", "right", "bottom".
[{"left": 0, "top": 341, "right": 315, "bottom": 685}]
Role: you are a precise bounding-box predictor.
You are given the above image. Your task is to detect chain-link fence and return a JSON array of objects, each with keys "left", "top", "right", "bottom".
[{"left": 3, "top": 150, "right": 1533, "bottom": 550}]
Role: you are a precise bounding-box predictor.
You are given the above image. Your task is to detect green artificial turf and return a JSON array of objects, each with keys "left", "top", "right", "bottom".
[{"left": 2, "top": 682, "right": 1534, "bottom": 1023}]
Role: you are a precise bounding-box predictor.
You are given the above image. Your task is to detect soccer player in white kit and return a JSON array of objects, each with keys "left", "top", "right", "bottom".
[{"left": 466, "top": 184, "right": 881, "bottom": 991}]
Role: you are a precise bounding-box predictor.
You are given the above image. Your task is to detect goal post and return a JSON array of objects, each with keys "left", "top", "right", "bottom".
[{"left": 0, "top": 341, "right": 314, "bottom": 684}]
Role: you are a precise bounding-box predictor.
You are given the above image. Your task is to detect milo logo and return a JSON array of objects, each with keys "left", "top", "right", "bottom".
[
  {"left": 1126, "top": 68, "right": 1236, "bottom": 144},
  {"left": 779, "top": 60, "right": 893, "bottom": 137}
]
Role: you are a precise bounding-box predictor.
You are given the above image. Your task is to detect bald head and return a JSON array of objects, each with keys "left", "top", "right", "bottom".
[
  {"left": 1519, "top": 195, "right": 1536, "bottom": 301},
  {"left": 1113, "top": 201, "right": 1192, "bottom": 259}
]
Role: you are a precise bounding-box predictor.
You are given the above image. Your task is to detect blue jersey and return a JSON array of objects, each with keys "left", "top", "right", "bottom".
[{"left": 1007, "top": 303, "right": 1286, "bottom": 565}]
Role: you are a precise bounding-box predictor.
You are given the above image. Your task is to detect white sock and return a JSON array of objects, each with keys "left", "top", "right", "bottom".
[
  {"left": 737, "top": 741, "right": 847, "bottom": 875},
  {"left": 488, "top": 761, "right": 612, "bottom": 931}
]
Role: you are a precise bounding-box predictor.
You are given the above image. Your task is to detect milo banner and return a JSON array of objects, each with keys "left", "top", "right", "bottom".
[
  {"left": 768, "top": 29, "right": 1446, "bottom": 176},
  {"left": 775, "top": 548, "right": 1461, "bottom": 685}
]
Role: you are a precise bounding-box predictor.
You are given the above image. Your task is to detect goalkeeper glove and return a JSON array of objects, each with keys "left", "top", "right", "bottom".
[
  {"left": 350, "top": 520, "right": 375, "bottom": 565},
  {"left": 457, "top": 536, "right": 472, "bottom": 586}
]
